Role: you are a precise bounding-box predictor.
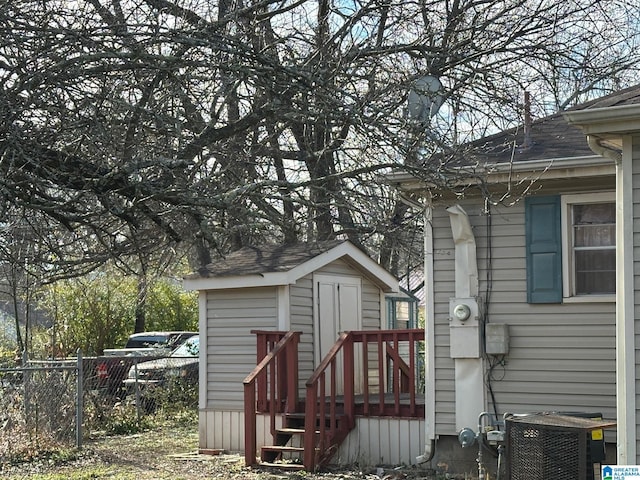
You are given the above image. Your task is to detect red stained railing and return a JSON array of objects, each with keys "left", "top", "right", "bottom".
[
  {"left": 243, "top": 330, "right": 300, "bottom": 467},
  {"left": 303, "top": 328, "right": 424, "bottom": 470},
  {"left": 243, "top": 329, "right": 424, "bottom": 470}
]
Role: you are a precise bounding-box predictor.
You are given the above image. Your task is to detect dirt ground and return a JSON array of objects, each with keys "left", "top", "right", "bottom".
[{"left": 0, "top": 421, "right": 452, "bottom": 480}]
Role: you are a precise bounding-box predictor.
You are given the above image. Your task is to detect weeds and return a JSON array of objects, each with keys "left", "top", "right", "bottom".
[
  {"left": 100, "top": 403, "right": 154, "bottom": 436},
  {"left": 12, "top": 466, "right": 135, "bottom": 480}
]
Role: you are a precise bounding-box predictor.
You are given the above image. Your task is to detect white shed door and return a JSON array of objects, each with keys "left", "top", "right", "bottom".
[{"left": 314, "top": 274, "right": 362, "bottom": 394}]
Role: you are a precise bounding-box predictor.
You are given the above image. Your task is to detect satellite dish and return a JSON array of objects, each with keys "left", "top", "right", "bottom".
[{"left": 407, "top": 75, "right": 444, "bottom": 123}]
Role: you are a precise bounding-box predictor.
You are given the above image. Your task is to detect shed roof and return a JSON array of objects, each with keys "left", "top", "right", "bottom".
[{"left": 183, "top": 240, "right": 398, "bottom": 292}]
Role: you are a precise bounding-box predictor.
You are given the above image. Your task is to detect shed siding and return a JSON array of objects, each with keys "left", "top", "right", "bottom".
[
  {"left": 433, "top": 197, "right": 616, "bottom": 436},
  {"left": 288, "top": 258, "right": 384, "bottom": 388},
  {"left": 199, "top": 411, "right": 281, "bottom": 454},
  {"left": 205, "top": 286, "right": 278, "bottom": 410},
  {"left": 290, "top": 274, "right": 315, "bottom": 392}
]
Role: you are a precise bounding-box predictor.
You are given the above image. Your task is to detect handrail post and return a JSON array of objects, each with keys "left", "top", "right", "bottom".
[
  {"left": 253, "top": 331, "right": 269, "bottom": 411},
  {"left": 304, "top": 383, "right": 318, "bottom": 471},
  {"left": 409, "top": 330, "right": 416, "bottom": 415},
  {"left": 343, "top": 333, "right": 355, "bottom": 424},
  {"left": 286, "top": 333, "right": 299, "bottom": 412},
  {"left": 244, "top": 382, "right": 257, "bottom": 466}
]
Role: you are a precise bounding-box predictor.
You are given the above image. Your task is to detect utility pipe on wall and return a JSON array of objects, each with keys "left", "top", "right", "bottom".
[
  {"left": 401, "top": 193, "right": 436, "bottom": 464},
  {"left": 447, "top": 205, "right": 485, "bottom": 432},
  {"left": 421, "top": 196, "right": 437, "bottom": 463}
]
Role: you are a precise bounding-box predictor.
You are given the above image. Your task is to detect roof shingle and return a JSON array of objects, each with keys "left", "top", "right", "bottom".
[
  {"left": 190, "top": 240, "right": 345, "bottom": 278},
  {"left": 460, "top": 84, "right": 640, "bottom": 165}
]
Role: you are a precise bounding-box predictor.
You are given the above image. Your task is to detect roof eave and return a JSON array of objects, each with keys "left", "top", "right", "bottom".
[
  {"left": 564, "top": 104, "right": 640, "bottom": 135},
  {"left": 183, "top": 272, "right": 292, "bottom": 291},
  {"left": 183, "top": 241, "right": 399, "bottom": 293},
  {"left": 388, "top": 154, "right": 615, "bottom": 192}
]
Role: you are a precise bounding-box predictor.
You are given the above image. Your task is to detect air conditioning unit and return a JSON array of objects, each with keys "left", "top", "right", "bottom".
[{"left": 505, "top": 412, "right": 614, "bottom": 480}]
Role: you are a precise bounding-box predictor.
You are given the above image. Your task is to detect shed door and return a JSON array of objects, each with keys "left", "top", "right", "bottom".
[{"left": 314, "top": 274, "right": 362, "bottom": 394}]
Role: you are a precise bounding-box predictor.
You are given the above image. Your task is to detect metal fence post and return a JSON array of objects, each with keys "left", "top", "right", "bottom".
[
  {"left": 22, "top": 350, "right": 29, "bottom": 423},
  {"left": 76, "top": 348, "right": 83, "bottom": 449},
  {"left": 134, "top": 358, "right": 140, "bottom": 421}
]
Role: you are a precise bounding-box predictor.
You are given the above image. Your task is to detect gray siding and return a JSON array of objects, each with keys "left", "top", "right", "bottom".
[
  {"left": 290, "top": 274, "right": 315, "bottom": 391},
  {"left": 205, "top": 287, "right": 278, "bottom": 410},
  {"left": 289, "top": 259, "right": 384, "bottom": 393},
  {"left": 634, "top": 134, "right": 640, "bottom": 459},
  {"left": 433, "top": 196, "right": 616, "bottom": 435}
]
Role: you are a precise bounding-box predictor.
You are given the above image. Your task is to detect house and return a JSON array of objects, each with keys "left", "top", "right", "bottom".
[
  {"left": 183, "top": 240, "right": 426, "bottom": 469},
  {"left": 390, "top": 85, "right": 640, "bottom": 474}
]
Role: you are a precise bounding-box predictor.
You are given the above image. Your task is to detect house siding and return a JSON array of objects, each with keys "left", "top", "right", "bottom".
[
  {"left": 204, "top": 286, "right": 278, "bottom": 410},
  {"left": 633, "top": 134, "right": 640, "bottom": 459},
  {"left": 432, "top": 196, "right": 616, "bottom": 436}
]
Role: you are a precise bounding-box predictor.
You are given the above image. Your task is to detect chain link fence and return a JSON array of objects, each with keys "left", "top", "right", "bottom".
[
  {"left": 0, "top": 355, "right": 82, "bottom": 463},
  {"left": 0, "top": 350, "right": 198, "bottom": 464},
  {"left": 83, "top": 352, "right": 198, "bottom": 430}
]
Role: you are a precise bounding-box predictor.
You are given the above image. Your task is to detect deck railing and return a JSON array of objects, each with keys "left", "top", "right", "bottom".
[
  {"left": 303, "top": 328, "right": 424, "bottom": 470},
  {"left": 243, "top": 330, "right": 300, "bottom": 466},
  {"left": 352, "top": 328, "right": 424, "bottom": 417}
]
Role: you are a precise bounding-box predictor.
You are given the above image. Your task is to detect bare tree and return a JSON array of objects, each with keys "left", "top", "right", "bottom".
[{"left": 0, "top": 0, "right": 638, "bottom": 285}]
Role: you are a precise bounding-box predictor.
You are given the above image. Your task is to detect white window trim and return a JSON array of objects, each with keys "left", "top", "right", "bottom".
[{"left": 561, "top": 191, "right": 616, "bottom": 302}]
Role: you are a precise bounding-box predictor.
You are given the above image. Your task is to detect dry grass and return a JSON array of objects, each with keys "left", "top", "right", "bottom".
[{"left": 0, "top": 413, "right": 448, "bottom": 480}]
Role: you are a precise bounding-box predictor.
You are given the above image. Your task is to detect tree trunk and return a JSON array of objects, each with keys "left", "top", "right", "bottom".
[{"left": 134, "top": 275, "right": 148, "bottom": 333}]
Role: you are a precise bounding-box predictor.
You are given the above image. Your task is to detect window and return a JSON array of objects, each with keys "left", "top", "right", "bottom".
[
  {"left": 562, "top": 193, "right": 615, "bottom": 298},
  {"left": 525, "top": 193, "right": 615, "bottom": 303}
]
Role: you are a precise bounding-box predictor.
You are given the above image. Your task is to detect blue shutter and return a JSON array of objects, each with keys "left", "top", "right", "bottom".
[{"left": 525, "top": 195, "right": 562, "bottom": 303}]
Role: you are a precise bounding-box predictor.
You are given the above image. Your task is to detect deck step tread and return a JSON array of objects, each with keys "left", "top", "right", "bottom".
[
  {"left": 258, "top": 461, "right": 305, "bottom": 471},
  {"left": 262, "top": 445, "right": 304, "bottom": 453},
  {"left": 276, "top": 427, "right": 305, "bottom": 434}
]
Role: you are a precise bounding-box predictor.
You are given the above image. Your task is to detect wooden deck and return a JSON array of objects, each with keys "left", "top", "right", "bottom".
[
  {"left": 245, "top": 329, "right": 425, "bottom": 470},
  {"left": 352, "top": 392, "right": 425, "bottom": 417}
]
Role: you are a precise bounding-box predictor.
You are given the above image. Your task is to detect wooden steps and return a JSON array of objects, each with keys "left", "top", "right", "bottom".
[{"left": 258, "top": 410, "right": 353, "bottom": 470}]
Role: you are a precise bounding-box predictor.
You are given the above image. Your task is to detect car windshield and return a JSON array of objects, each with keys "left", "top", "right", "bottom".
[
  {"left": 171, "top": 336, "right": 199, "bottom": 357},
  {"left": 126, "top": 336, "right": 169, "bottom": 348}
]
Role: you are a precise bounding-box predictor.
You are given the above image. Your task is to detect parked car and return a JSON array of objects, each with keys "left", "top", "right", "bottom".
[
  {"left": 123, "top": 334, "right": 199, "bottom": 411},
  {"left": 91, "top": 331, "right": 197, "bottom": 396},
  {"left": 105, "top": 331, "right": 198, "bottom": 355}
]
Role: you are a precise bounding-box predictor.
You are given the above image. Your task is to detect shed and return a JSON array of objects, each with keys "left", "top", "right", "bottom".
[{"left": 183, "top": 240, "right": 399, "bottom": 456}]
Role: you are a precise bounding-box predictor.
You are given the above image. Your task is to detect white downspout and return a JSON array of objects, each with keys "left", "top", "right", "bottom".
[
  {"left": 417, "top": 194, "right": 436, "bottom": 463},
  {"left": 616, "top": 135, "right": 636, "bottom": 463}
]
